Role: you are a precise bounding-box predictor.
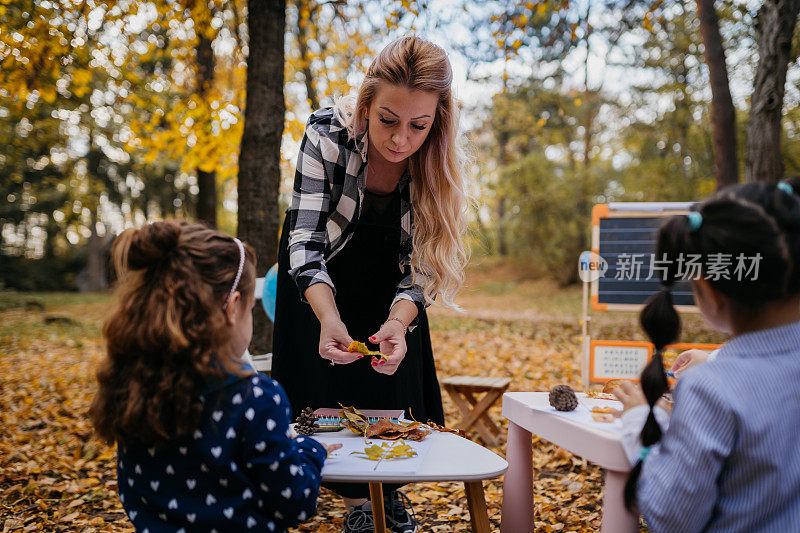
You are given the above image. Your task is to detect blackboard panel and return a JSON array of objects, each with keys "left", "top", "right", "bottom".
[{"left": 597, "top": 216, "right": 695, "bottom": 307}]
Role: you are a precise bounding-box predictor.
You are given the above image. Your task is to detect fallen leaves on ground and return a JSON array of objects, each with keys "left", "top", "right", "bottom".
[{"left": 1, "top": 272, "right": 724, "bottom": 531}]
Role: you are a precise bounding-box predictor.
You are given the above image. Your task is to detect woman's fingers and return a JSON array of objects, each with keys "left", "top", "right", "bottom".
[
  {"left": 372, "top": 360, "right": 400, "bottom": 375},
  {"left": 319, "top": 321, "right": 361, "bottom": 364},
  {"left": 371, "top": 339, "right": 405, "bottom": 375},
  {"left": 322, "top": 343, "right": 362, "bottom": 364}
]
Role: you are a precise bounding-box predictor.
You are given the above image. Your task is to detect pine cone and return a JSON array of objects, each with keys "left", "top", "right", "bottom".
[
  {"left": 294, "top": 407, "right": 319, "bottom": 435},
  {"left": 295, "top": 423, "right": 317, "bottom": 436},
  {"left": 549, "top": 385, "right": 578, "bottom": 412}
]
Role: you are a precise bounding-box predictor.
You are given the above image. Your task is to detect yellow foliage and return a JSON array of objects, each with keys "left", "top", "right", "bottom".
[
  {"left": 40, "top": 87, "right": 58, "bottom": 104},
  {"left": 71, "top": 69, "right": 92, "bottom": 86},
  {"left": 73, "top": 85, "right": 90, "bottom": 99}
]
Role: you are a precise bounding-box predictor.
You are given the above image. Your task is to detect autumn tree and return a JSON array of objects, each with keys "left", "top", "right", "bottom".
[
  {"left": 237, "top": 0, "right": 285, "bottom": 352},
  {"left": 696, "top": 0, "right": 739, "bottom": 188},
  {"left": 746, "top": 0, "right": 800, "bottom": 183},
  {"left": 0, "top": 0, "right": 141, "bottom": 290},
  {"left": 124, "top": 1, "right": 247, "bottom": 229}
]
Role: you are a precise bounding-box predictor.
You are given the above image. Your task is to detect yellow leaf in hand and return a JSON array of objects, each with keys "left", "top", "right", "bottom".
[
  {"left": 347, "top": 341, "right": 370, "bottom": 355},
  {"left": 348, "top": 341, "right": 388, "bottom": 362}
]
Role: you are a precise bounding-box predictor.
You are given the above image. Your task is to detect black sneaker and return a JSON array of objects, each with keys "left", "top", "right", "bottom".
[
  {"left": 343, "top": 500, "right": 375, "bottom": 533},
  {"left": 385, "top": 490, "right": 419, "bottom": 533}
]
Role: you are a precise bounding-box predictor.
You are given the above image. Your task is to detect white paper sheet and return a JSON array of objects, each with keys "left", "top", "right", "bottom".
[
  {"left": 313, "top": 434, "right": 433, "bottom": 477},
  {"left": 527, "top": 394, "right": 625, "bottom": 432}
]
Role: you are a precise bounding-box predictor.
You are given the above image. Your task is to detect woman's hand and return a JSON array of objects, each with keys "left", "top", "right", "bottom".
[
  {"left": 670, "top": 349, "right": 710, "bottom": 377},
  {"left": 368, "top": 319, "right": 407, "bottom": 375},
  {"left": 319, "top": 318, "right": 361, "bottom": 365}
]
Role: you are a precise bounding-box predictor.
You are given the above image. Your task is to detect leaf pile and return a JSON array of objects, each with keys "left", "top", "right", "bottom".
[
  {"left": 337, "top": 405, "right": 370, "bottom": 436},
  {"left": 3, "top": 268, "right": 725, "bottom": 530},
  {"left": 0, "top": 298, "right": 131, "bottom": 532},
  {"left": 365, "top": 419, "right": 430, "bottom": 441},
  {"left": 423, "top": 420, "right": 470, "bottom": 440}
]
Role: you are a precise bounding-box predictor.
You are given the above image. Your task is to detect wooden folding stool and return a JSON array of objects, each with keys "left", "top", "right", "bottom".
[{"left": 441, "top": 376, "right": 511, "bottom": 447}]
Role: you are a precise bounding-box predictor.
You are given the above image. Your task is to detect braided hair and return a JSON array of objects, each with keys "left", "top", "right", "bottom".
[{"left": 624, "top": 180, "right": 800, "bottom": 509}]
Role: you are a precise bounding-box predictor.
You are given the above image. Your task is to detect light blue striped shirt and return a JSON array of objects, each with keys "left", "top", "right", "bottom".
[{"left": 638, "top": 321, "right": 800, "bottom": 532}]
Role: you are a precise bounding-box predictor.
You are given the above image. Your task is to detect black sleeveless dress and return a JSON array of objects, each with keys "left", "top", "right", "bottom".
[{"left": 272, "top": 188, "right": 445, "bottom": 497}]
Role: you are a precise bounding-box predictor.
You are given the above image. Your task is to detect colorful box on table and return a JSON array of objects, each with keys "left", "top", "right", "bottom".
[{"left": 312, "top": 408, "right": 404, "bottom": 431}]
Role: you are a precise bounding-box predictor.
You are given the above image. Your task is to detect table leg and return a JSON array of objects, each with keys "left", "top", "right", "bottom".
[
  {"left": 500, "top": 421, "right": 534, "bottom": 533},
  {"left": 369, "top": 482, "right": 387, "bottom": 533},
  {"left": 465, "top": 481, "right": 491, "bottom": 533},
  {"left": 601, "top": 470, "right": 640, "bottom": 533}
]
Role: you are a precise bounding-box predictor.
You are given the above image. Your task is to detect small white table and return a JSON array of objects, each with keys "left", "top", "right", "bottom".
[
  {"left": 313, "top": 428, "right": 508, "bottom": 533},
  {"left": 500, "top": 392, "right": 639, "bottom": 533}
]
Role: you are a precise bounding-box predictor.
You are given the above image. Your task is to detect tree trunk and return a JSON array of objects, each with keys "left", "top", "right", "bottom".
[
  {"left": 86, "top": 142, "right": 106, "bottom": 292},
  {"left": 87, "top": 208, "right": 106, "bottom": 292},
  {"left": 745, "top": 0, "right": 800, "bottom": 183},
  {"left": 238, "top": 0, "right": 285, "bottom": 354},
  {"left": 696, "top": 0, "right": 739, "bottom": 189},
  {"left": 196, "top": 169, "right": 217, "bottom": 228},
  {"left": 196, "top": 33, "right": 218, "bottom": 227},
  {"left": 295, "top": 0, "right": 320, "bottom": 110},
  {"left": 496, "top": 196, "right": 507, "bottom": 256}
]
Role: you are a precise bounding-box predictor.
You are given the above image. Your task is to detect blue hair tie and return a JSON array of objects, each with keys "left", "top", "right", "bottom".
[
  {"left": 640, "top": 446, "right": 651, "bottom": 462},
  {"left": 686, "top": 211, "right": 703, "bottom": 232},
  {"left": 778, "top": 182, "right": 794, "bottom": 195}
]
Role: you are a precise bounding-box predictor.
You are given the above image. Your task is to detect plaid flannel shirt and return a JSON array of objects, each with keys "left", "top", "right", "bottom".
[{"left": 287, "top": 108, "right": 426, "bottom": 327}]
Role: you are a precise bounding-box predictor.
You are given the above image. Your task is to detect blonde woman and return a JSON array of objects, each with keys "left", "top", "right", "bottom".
[{"left": 271, "top": 36, "right": 468, "bottom": 533}]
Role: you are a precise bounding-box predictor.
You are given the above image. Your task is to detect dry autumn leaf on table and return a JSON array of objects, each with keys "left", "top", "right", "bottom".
[
  {"left": 591, "top": 406, "right": 620, "bottom": 415},
  {"left": 337, "top": 404, "right": 371, "bottom": 436},
  {"left": 423, "top": 420, "right": 470, "bottom": 440},
  {"left": 352, "top": 439, "right": 418, "bottom": 469},
  {"left": 366, "top": 418, "right": 431, "bottom": 441},
  {"left": 337, "top": 407, "right": 430, "bottom": 441}
]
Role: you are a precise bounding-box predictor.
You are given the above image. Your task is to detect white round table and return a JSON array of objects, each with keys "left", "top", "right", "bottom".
[{"left": 312, "top": 428, "right": 508, "bottom": 532}]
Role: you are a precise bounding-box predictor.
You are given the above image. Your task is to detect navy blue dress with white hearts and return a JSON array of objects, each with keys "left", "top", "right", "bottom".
[{"left": 116, "top": 372, "right": 326, "bottom": 532}]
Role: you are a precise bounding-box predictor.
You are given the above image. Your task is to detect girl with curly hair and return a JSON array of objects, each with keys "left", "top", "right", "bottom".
[{"left": 90, "top": 220, "right": 331, "bottom": 532}]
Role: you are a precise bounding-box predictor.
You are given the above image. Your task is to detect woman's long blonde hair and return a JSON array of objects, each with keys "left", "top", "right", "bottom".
[{"left": 336, "top": 36, "right": 469, "bottom": 308}]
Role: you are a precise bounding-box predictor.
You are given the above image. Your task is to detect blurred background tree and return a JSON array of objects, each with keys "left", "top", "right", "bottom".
[{"left": 3, "top": 0, "right": 800, "bottom": 299}]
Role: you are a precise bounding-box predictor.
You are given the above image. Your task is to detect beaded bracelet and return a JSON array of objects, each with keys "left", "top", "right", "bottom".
[{"left": 384, "top": 316, "right": 408, "bottom": 334}]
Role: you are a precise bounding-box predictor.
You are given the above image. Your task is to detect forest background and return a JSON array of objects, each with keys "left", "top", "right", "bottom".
[
  {"left": 3, "top": 1, "right": 800, "bottom": 530},
  {"left": 5, "top": 0, "right": 800, "bottom": 300}
]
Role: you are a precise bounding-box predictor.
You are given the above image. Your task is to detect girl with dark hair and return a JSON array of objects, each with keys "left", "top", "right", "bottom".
[
  {"left": 613, "top": 180, "right": 800, "bottom": 532},
  {"left": 90, "top": 220, "right": 332, "bottom": 533}
]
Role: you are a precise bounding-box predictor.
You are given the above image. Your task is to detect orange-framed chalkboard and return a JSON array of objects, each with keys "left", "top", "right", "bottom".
[{"left": 589, "top": 340, "right": 721, "bottom": 383}]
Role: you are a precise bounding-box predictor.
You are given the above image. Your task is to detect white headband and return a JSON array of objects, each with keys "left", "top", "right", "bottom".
[{"left": 223, "top": 238, "right": 245, "bottom": 310}]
